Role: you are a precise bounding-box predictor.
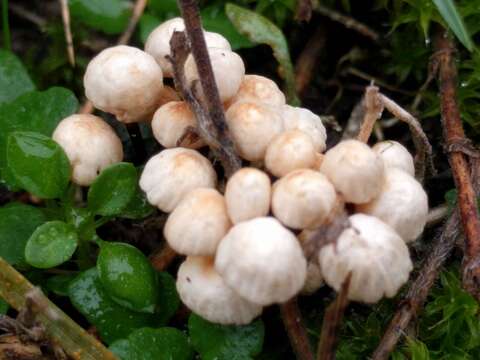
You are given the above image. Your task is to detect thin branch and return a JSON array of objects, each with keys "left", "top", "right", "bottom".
[
  {"left": 118, "top": 0, "right": 147, "bottom": 45},
  {"left": 356, "top": 85, "right": 383, "bottom": 143},
  {"left": 59, "top": 0, "right": 75, "bottom": 67},
  {"left": 8, "top": 3, "right": 46, "bottom": 29},
  {"left": 295, "top": 26, "right": 326, "bottom": 94}
]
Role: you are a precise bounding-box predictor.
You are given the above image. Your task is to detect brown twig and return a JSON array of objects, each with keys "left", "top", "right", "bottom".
[
  {"left": 296, "top": 0, "right": 313, "bottom": 22},
  {"left": 149, "top": 244, "right": 177, "bottom": 272},
  {"left": 118, "top": 0, "right": 147, "bottom": 45},
  {"left": 317, "top": 274, "right": 351, "bottom": 360},
  {"left": 295, "top": 26, "right": 326, "bottom": 94},
  {"left": 356, "top": 85, "right": 383, "bottom": 143},
  {"left": 59, "top": 0, "right": 75, "bottom": 67},
  {"left": 279, "top": 297, "right": 315, "bottom": 360},
  {"left": 9, "top": 3, "right": 46, "bottom": 29},
  {"left": 434, "top": 30, "right": 480, "bottom": 300}
]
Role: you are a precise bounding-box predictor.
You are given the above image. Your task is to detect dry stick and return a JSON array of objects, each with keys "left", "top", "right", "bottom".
[
  {"left": 0, "top": 257, "right": 117, "bottom": 360},
  {"left": 295, "top": 26, "right": 326, "bottom": 94},
  {"left": 9, "top": 2, "right": 46, "bottom": 29},
  {"left": 118, "top": 0, "right": 147, "bottom": 45},
  {"left": 280, "top": 298, "right": 315, "bottom": 360},
  {"left": 59, "top": 0, "right": 75, "bottom": 67},
  {"left": 356, "top": 85, "right": 383, "bottom": 143},
  {"left": 435, "top": 31, "right": 480, "bottom": 300}
]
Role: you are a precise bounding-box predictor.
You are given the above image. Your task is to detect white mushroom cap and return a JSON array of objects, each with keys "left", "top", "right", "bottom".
[
  {"left": 164, "top": 188, "right": 231, "bottom": 255},
  {"left": 228, "top": 75, "right": 286, "bottom": 107},
  {"left": 319, "top": 214, "right": 413, "bottom": 303},
  {"left": 139, "top": 148, "right": 217, "bottom": 212},
  {"left": 320, "top": 139, "right": 385, "bottom": 204},
  {"left": 272, "top": 169, "right": 337, "bottom": 229},
  {"left": 84, "top": 45, "right": 164, "bottom": 123},
  {"left": 225, "top": 168, "right": 271, "bottom": 224},
  {"left": 177, "top": 256, "right": 262, "bottom": 325},
  {"left": 356, "top": 167, "right": 428, "bottom": 242},
  {"left": 215, "top": 217, "right": 307, "bottom": 305},
  {"left": 372, "top": 140, "right": 415, "bottom": 176},
  {"left": 282, "top": 105, "right": 327, "bottom": 153},
  {"left": 225, "top": 101, "right": 284, "bottom": 161},
  {"left": 52, "top": 114, "right": 123, "bottom": 186},
  {"left": 265, "top": 130, "right": 317, "bottom": 177},
  {"left": 151, "top": 101, "right": 205, "bottom": 149},
  {"left": 145, "top": 17, "right": 231, "bottom": 77},
  {"left": 185, "top": 48, "right": 245, "bottom": 103}
]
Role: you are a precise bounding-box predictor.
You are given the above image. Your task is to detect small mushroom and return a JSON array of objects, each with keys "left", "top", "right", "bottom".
[
  {"left": 318, "top": 214, "right": 413, "bottom": 303},
  {"left": 272, "top": 169, "right": 337, "bottom": 229},
  {"left": 320, "top": 139, "right": 385, "bottom": 204},
  {"left": 372, "top": 140, "right": 415, "bottom": 176},
  {"left": 225, "top": 101, "right": 284, "bottom": 161},
  {"left": 177, "top": 256, "right": 262, "bottom": 325},
  {"left": 164, "top": 188, "right": 231, "bottom": 256},
  {"left": 139, "top": 148, "right": 216, "bottom": 212},
  {"left": 84, "top": 45, "right": 164, "bottom": 123},
  {"left": 215, "top": 217, "right": 307, "bottom": 305},
  {"left": 52, "top": 114, "right": 123, "bottom": 186},
  {"left": 356, "top": 167, "right": 428, "bottom": 242},
  {"left": 225, "top": 167, "right": 271, "bottom": 224},
  {"left": 265, "top": 130, "right": 317, "bottom": 177},
  {"left": 228, "top": 75, "right": 285, "bottom": 107}
]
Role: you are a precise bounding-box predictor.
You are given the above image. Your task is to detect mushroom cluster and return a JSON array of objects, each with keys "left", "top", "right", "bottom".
[{"left": 52, "top": 17, "right": 429, "bottom": 325}]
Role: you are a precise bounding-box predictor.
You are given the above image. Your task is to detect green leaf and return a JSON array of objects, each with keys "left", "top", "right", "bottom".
[
  {"left": 139, "top": 14, "right": 162, "bottom": 44},
  {"left": 156, "top": 272, "right": 180, "bottom": 325},
  {"left": 433, "top": 0, "right": 474, "bottom": 51},
  {"left": 148, "top": 0, "right": 179, "bottom": 18},
  {"left": 69, "top": 0, "right": 131, "bottom": 34},
  {"left": 0, "top": 297, "right": 8, "bottom": 314},
  {"left": 69, "top": 268, "right": 154, "bottom": 344},
  {"left": 88, "top": 163, "right": 137, "bottom": 216},
  {"left": 46, "top": 273, "right": 77, "bottom": 296},
  {"left": 189, "top": 313, "right": 265, "bottom": 360},
  {"left": 0, "top": 202, "right": 46, "bottom": 266},
  {"left": 0, "top": 50, "right": 35, "bottom": 105},
  {"left": 7, "top": 132, "right": 71, "bottom": 199},
  {"left": 225, "top": 3, "right": 299, "bottom": 105},
  {"left": 109, "top": 327, "right": 194, "bottom": 360},
  {"left": 25, "top": 221, "right": 78, "bottom": 269},
  {"left": 119, "top": 185, "right": 155, "bottom": 219}
]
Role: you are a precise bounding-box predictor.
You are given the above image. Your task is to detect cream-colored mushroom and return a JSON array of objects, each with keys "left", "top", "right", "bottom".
[
  {"left": 151, "top": 101, "right": 204, "bottom": 149},
  {"left": 228, "top": 75, "right": 285, "bottom": 107},
  {"left": 225, "top": 168, "right": 271, "bottom": 224},
  {"left": 177, "top": 256, "right": 262, "bottom": 325},
  {"left": 52, "top": 114, "right": 123, "bottom": 186},
  {"left": 319, "top": 214, "right": 413, "bottom": 303},
  {"left": 320, "top": 139, "right": 385, "bottom": 204},
  {"left": 139, "top": 148, "right": 216, "bottom": 212},
  {"left": 164, "top": 188, "right": 230, "bottom": 255},
  {"left": 225, "top": 101, "right": 284, "bottom": 161},
  {"left": 84, "top": 45, "right": 164, "bottom": 123},
  {"left": 356, "top": 167, "right": 428, "bottom": 242},
  {"left": 272, "top": 169, "right": 337, "bottom": 229},
  {"left": 215, "top": 217, "right": 307, "bottom": 305},
  {"left": 282, "top": 105, "right": 327, "bottom": 153},
  {"left": 265, "top": 130, "right": 317, "bottom": 177},
  {"left": 372, "top": 140, "right": 415, "bottom": 176}
]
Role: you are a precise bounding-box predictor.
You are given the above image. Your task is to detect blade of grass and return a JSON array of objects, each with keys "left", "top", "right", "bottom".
[{"left": 2, "top": 0, "right": 11, "bottom": 50}]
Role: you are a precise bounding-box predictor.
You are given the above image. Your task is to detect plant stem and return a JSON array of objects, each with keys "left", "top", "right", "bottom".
[
  {"left": 0, "top": 257, "right": 117, "bottom": 360},
  {"left": 59, "top": 0, "right": 74, "bottom": 67},
  {"left": 356, "top": 85, "right": 383, "bottom": 143},
  {"left": 118, "top": 0, "right": 147, "bottom": 45},
  {"left": 2, "top": 0, "right": 11, "bottom": 50}
]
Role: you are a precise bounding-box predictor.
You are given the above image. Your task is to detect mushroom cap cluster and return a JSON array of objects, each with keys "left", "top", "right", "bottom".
[{"left": 53, "top": 17, "right": 430, "bottom": 325}]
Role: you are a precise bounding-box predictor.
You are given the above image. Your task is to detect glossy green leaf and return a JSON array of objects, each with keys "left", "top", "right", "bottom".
[
  {"left": 25, "top": 221, "right": 78, "bottom": 269},
  {"left": 156, "top": 272, "right": 180, "bottom": 325},
  {"left": 97, "top": 242, "right": 158, "bottom": 313},
  {"left": 139, "top": 14, "right": 162, "bottom": 44},
  {"left": 189, "top": 313, "right": 265, "bottom": 360},
  {"left": 433, "top": 0, "right": 474, "bottom": 51},
  {"left": 69, "top": 0, "right": 131, "bottom": 34},
  {"left": 46, "top": 273, "right": 77, "bottom": 297},
  {"left": 0, "top": 202, "right": 46, "bottom": 266},
  {"left": 0, "top": 298, "right": 8, "bottom": 314},
  {"left": 148, "top": 0, "right": 179, "bottom": 18},
  {"left": 0, "top": 50, "right": 35, "bottom": 105},
  {"left": 225, "top": 3, "right": 299, "bottom": 105},
  {"left": 7, "top": 132, "right": 71, "bottom": 199},
  {"left": 110, "top": 327, "right": 194, "bottom": 360},
  {"left": 88, "top": 163, "right": 137, "bottom": 216},
  {"left": 119, "top": 186, "right": 155, "bottom": 219},
  {"left": 69, "top": 268, "right": 154, "bottom": 344}
]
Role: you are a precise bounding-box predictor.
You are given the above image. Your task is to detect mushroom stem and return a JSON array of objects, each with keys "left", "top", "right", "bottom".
[{"left": 356, "top": 85, "right": 383, "bottom": 143}]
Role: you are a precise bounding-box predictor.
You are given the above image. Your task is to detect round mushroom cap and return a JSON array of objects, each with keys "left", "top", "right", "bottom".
[
  {"left": 356, "top": 167, "right": 428, "bottom": 242},
  {"left": 215, "top": 217, "right": 307, "bottom": 305},
  {"left": 226, "top": 101, "right": 284, "bottom": 161},
  {"left": 265, "top": 130, "right": 317, "bottom": 177},
  {"left": 320, "top": 139, "right": 385, "bottom": 204},
  {"left": 318, "top": 214, "right": 413, "bottom": 303},
  {"left": 225, "top": 168, "right": 271, "bottom": 224},
  {"left": 185, "top": 48, "right": 245, "bottom": 102},
  {"left": 228, "top": 75, "right": 286, "bottom": 107},
  {"left": 145, "top": 17, "right": 231, "bottom": 77},
  {"left": 151, "top": 101, "right": 205, "bottom": 149},
  {"left": 372, "top": 140, "right": 415, "bottom": 176},
  {"left": 164, "top": 188, "right": 231, "bottom": 255},
  {"left": 177, "top": 256, "right": 262, "bottom": 325},
  {"left": 272, "top": 169, "right": 337, "bottom": 230},
  {"left": 52, "top": 114, "right": 123, "bottom": 186},
  {"left": 282, "top": 105, "right": 327, "bottom": 153},
  {"left": 139, "top": 148, "right": 217, "bottom": 212},
  {"left": 84, "top": 45, "right": 164, "bottom": 123}
]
